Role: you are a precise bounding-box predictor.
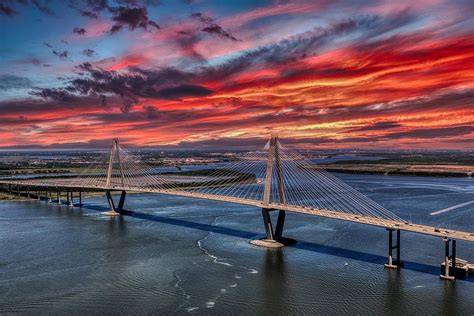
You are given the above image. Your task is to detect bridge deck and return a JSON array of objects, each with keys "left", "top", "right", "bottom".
[{"left": 2, "top": 180, "right": 474, "bottom": 242}]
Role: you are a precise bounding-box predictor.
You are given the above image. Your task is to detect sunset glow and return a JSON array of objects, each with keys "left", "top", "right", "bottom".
[{"left": 1, "top": 0, "right": 473, "bottom": 149}]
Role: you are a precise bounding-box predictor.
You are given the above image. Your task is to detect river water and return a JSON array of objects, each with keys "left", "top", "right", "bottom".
[{"left": 0, "top": 173, "right": 473, "bottom": 314}]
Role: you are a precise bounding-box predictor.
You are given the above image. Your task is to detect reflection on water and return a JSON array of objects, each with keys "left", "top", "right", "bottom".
[
  {"left": 0, "top": 174, "right": 473, "bottom": 314},
  {"left": 383, "top": 269, "right": 403, "bottom": 313},
  {"left": 259, "top": 249, "right": 288, "bottom": 315},
  {"left": 441, "top": 281, "right": 460, "bottom": 316},
  {"left": 107, "top": 215, "right": 128, "bottom": 238}
]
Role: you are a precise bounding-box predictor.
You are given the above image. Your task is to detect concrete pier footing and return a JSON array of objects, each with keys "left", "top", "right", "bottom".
[
  {"left": 101, "top": 210, "right": 122, "bottom": 216},
  {"left": 250, "top": 237, "right": 296, "bottom": 248},
  {"left": 250, "top": 239, "right": 285, "bottom": 248},
  {"left": 440, "top": 238, "right": 456, "bottom": 281}
]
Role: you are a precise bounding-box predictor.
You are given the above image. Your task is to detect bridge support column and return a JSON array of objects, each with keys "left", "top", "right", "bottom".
[
  {"left": 262, "top": 208, "right": 275, "bottom": 240},
  {"left": 78, "top": 191, "right": 83, "bottom": 207},
  {"left": 57, "top": 191, "right": 61, "bottom": 204},
  {"left": 105, "top": 190, "right": 117, "bottom": 213},
  {"left": 117, "top": 190, "right": 126, "bottom": 211},
  {"left": 66, "top": 192, "right": 73, "bottom": 206},
  {"left": 250, "top": 208, "right": 292, "bottom": 248},
  {"left": 102, "top": 190, "right": 128, "bottom": 216},
  {"left": 440, "top": 238, "right": 456, "bottom": 281},
  {"left": 70, "top": 192, "right": 74, "bottom": 206},
  {"left": 47, "top": 191, "right": 52, "bottom": 203},
  {"left": 274, "top": 210, "right": 286, "bottom": 240},
  {"left": 384, "top": 229, "right": 403, "bottom": 269}
]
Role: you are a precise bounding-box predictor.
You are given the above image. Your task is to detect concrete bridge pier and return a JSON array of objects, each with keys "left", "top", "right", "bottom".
[
  {"left": 66, "top": 192, "right": 73, "bottom": 206},
  {"left": 274, "top": 210, "right": 286, "bottom": 239},
  {"left": 70, "top": 192, "right": 74, "bottom": 206},
  {"left": 78, "top": 191, "right": 83, "bottom": 207},
  {"left": 250, "top": 208, "right": 292, "bottom": 248},
  {"left": 440, "top": 238, "right": 456, "bottom": 280},
  {"left": 57, "top": 191, "right": 61, "bottom": 205},
  {"left": 262, "top": 208, "right": 275, "bottom": 240},
  {"left": 47, "top": 190, "right": 52, "bottom": 203},
  {"left": 102, "top": 190, "right": 128, "bottom": 216},
  {"left": 384, "top": 228, "right": 403, "bottom": 269},
  {"left": 262, "top": 208, "right": 287, "bottom": 241}
]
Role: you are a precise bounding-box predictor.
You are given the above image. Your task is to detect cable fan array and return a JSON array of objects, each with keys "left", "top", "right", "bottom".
[{"left": 65, "top": 138, "right": 402, "bottom": 222}]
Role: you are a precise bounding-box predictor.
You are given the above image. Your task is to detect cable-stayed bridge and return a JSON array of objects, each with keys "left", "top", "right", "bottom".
[{"left": 1, "top": 136, "right": 473, "bottom": 280}]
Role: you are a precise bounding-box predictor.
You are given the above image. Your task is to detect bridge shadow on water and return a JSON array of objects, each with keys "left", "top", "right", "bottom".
[{"left": 82, "top": 203, "right": 473, "bottom": 283}]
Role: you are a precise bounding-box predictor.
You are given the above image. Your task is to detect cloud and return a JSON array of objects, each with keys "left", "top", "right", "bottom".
[
  {"left": 199, "top": 15, "right": 392, "bottom": 81},
  {"left": 33, "top": 63, "right": 213, "bottom": 112},
  {"left": 53, "top": 50, "right": 68, "bottom": 59},
  {"left": 31, "top": 0, "right": 54, "bottom": 15},
  {"left": 70, "top": 0, "right": 160, "bottom": 34},
  {"left": 116, "top": 0, "right": 162, "bottom": 5},
  {"left": 175, "top": 30, "right": 206, "bottom": 62},
  {"left": 0, "top": 0, "right": 55, "bottom": 16},
  {"left": 191, "top": 12, "right": 239, "bottom": 41},
  {"left": 30, "top": 6, "right": 471, "bottom": 118},
  {"left": 0, "top": 75, "right": 32, "bottom": 90},
  {"left": 73, "top": 27, "right": 87, "bottom": 35},
  {"left": 0, "top": 3, "right": 17, "bottom": 16},
  {"left": 13, "top": 57, "right": 42, "bottom": 66},
  {"left": 350, "top": 121, "right": 402, "bottom": 132},
  {"left": 0, "top": 138, "right": 117, "bottom": 150},
  {"left": 81, "top": 10, "right": 98, "bottom": 18},
  {"left": 151, "top": 84, "right": 213, "bottom": 100},
  {"left": 109, "top": 5, "right": 160, "bottom": 33},
  {"left": 0, "top": 96, "right": 103, "bottom": 116},
  {"left": 79, "top": 0, "right": 109, "bottom": 12},
  {"left": 202, "top": 24, "right": 238, "bottom": 41},
  {"left": 191, "top": 12, "right": 213, "bottom": 24},
  {"left": 147, "top": 19, "right": 160, "bottom": 29},
  {"left": 160, "top": 136, "right": 267, "bottom": 149},
  {"left": 382, "top": 125, "right": 474, "bottom": 140},
  {"left": 82, "top": 48, "right": 95, "bottom": 57},
  {"left": 30, "top": 88, "right": 76, "bottom": 102},
  {"left": 143, "top": 105, "right": 159, "bottom": 119},
  {"left": 5, "top": 4, "right": 473, "bottom": 150}
]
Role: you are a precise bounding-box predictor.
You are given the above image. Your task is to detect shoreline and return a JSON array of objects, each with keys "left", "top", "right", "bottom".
[{"left": 320, "top": 164, "right": 474, "bottom": 177}]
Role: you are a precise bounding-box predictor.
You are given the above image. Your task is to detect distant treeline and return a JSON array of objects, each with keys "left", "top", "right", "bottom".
[
  {"left": 323, "top": 168, "right": 468, "bottom": 177},
  {"left": 0, "top": 169, "right": 72, "bottom": 175},
  {"left": 329, "top": 153, "right": 474, "bottom": 166}
]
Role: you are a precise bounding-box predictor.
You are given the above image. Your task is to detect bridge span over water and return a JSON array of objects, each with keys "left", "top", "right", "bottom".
[{"left": 1, "top": 136, "right": 473, "bottom": 280}]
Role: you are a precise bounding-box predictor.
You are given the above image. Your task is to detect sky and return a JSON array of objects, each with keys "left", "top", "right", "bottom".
[{"left": 0, "top": 0, "right": 473, "bottom": 150}]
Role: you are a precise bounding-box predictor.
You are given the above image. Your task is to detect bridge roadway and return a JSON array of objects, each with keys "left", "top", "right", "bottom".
[{"left": 2, "top": 180, "right": 474, "bottom": 243}]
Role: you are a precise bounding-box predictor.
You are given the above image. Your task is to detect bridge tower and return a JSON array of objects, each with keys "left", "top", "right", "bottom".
[
  {"left": 104, "top": 139, "right": 128, "bottom": 216},
  {"left": 260, "top": 134, "right": 288, "bottom": 244}
]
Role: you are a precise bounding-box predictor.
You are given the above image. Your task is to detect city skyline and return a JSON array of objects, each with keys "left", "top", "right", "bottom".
[{"left": 1, "top": 0, "right": 473, "bottom": 149}]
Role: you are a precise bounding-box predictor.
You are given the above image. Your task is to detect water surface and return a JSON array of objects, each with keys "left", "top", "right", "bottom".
[{"left": 1, "top": 174, "right": 473, "bottom": 314}]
